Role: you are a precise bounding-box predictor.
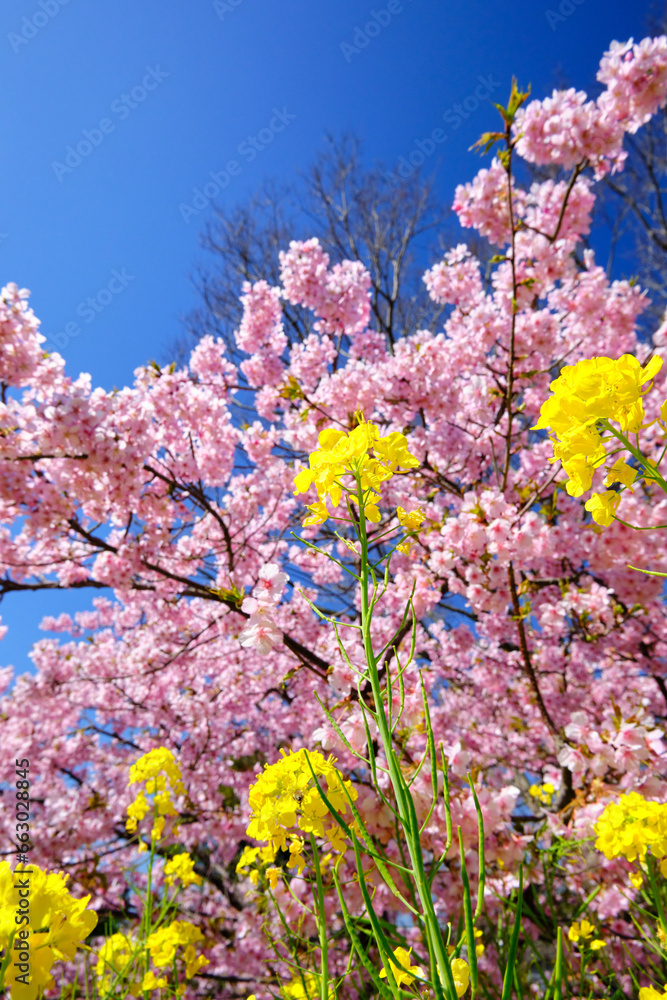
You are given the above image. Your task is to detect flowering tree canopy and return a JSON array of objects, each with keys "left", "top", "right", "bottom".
[{"left": 2, "top": 34, "right": 667, "bottom": 989}]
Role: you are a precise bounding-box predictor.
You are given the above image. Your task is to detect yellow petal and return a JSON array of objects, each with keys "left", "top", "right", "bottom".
[
  {"left": 318, "top": 428, "right": 346, "bottom": 450},
  {"left": 640, "top": 354, "right": 663, "bottom": 384},
  {"left": 604, "top": 458, "right": 637, "bottom": 489},
  {"left": 293, "top": 468, "right": 313, "bottom": 494}
]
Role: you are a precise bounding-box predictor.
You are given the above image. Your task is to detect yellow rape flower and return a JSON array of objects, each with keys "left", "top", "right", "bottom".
[
  {"left": 380, "top": 947, "right": 425, "bottom": 987},
  {"left": 183, "top": 943, "right": 208, "bottom": 978},
  {"left": 236, "top": 845, "right": 260, "bottom": 875},
  {"left": 126, "top": 790, "right": 150, "bottom": 832},
  {"left": 358, "top": 456, "right": 394, "bottom": 493},
  {"left": 451, "top": 957, "right": 470, "bottom": 997},
  {"left": 373, "top": 431, "right": 421, "bottom": 472},
  {"left": 164, "top": 852, "right": 202, "bottom": 888},
  {"left": 568, "top": 919, "right": 595, "bottom": 944},
  {"left": 96, "top": 932, "right": 144, "bottom": 997},
  {"left": 561, "top": 453, "right": 599, "bottom": 498},
  {"left": 630, "top": 871, "right": 644, "bottom": 889},
  {"left": 293, "top": 419, "right": 419, "bottom": 509},
  {"left": 282, "top": 972, "right": 333, "bottom": 1000},
  {"left": 129, "top": 747, "right": 185, "bottom": 794},
  {"left": 584, "top": 490, "right": 620, "bottom": 527},
  {"left": 640, "top": 986, "right": 667, "bottom": 1000},
  {"left": 303, "top": 500, "right": 330, "bottom": 526},
  {"left": 288, "top": 836, "right": 307, "bottom": 875},
  {"left": 0, "top": 862, "right": 98, "bottom": 1000},
  {"left": 245, "top": 748, "right": 357, "bottom": 869},
  {"left": 266, "top": 866, "right": 282, "bottom": 889},
  {"left": 350, "top": 491, "right": 382, "bottom": 523},
  {"left": 535, "top": 354, "right": 662, "bottom": 434},
  {"left": 529, "top": 782, "right": 555, "bottom": 805},
  {"left": 604, "top": 457, "right": 637, "bottom": 489},
  {"left": 142, "top": 971, "right": 168, "bottom": 992},
  {"left": 397, "top": 506, "right": 425, "bottom": 531},
  {"left": 534, "top": 353, "right": 662, "bottom": 501},
  {"left": 473, "top": 927, "right": 485, "bottom": 957},
  {"left": 146, "top": 920, "right": 208, "bottom": 979},
  {"left": 126, "top": 747, "right": 185, "bottom": 844},
  {"left": 594, "top": 792, "right": 667, "bottom": 864}
]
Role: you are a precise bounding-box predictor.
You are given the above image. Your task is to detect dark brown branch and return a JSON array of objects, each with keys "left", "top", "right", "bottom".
[{"left": 507, "top": 562, "right": 561, "bottom": 742}]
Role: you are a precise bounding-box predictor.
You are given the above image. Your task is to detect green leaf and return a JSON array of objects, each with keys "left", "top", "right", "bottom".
[
  {"left": 469, "top": 131, "right": 505, "bottom": 155},
  {"left": 507, "top": 78, "right": 531, "bottom": 118},
  {"left": 553, "top": 926, "right": 564, "bottom": 1000},
  {"left": 467, "top": 775, "right": 486, "bottom": 921},
  {"left": 458, "top": 828, "right": 479, "bottom": 997},
  {"left": 501, "top": 865, "right": 523, "bottom": 1000},
  {"left": 350, "top": 832, "right": 404, "bottom": 998},
  {"left": 333, "top": 867, "right": 395, "bottom": 1000}
]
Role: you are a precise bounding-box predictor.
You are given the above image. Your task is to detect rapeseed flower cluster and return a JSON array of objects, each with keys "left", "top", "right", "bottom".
[
  {"left": 395, "top": 506, "right": 427, "bottom": 555},
  {"left": 594, "top": 791, "right": 667, "bottom": 866},
  {"left": 0, "top": 862, "right": 97, "bottom": 1000},
  {"left": 242, "top": 749, "right": 358, "bottom": 878},
  {"left": 533, "top": 354, "right": 663, "bottom": 525},
  {"left": 146, "top": 920, "right": 208, "bottom": 979},
  {"left": 163, "top": 852, "right": 202, "bottom": 888},
  {"left": 529, "top": 782, "right": 555, "bottom": 806},
  {"left": 126, "top": 747, "right": 186, "bottom": 849},
  {"left": 95, "top": 932, "right": 144, "bottom": 996},
  {"left": 96, "top": 921, "right": 208, "bottom": 995},
  {"left": 293, "top": 418, "right": 419, "bottom": 526}
]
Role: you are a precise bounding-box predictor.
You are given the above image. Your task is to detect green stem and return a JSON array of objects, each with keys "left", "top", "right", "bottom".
[
  {"left": 310, "top": 832, "right": 332, "bottom": 1000},
  {"left": 140, "top": 809, "right": 158, "bottom": 995},
  {"left": 355, "top": 472, "right": 457, "bottom": 1000},
  {"left": 458, "top": 827, "right": 479, "bottom": 999},
  {"left": 0, "top": 929, "right": 16, "bottom": 992},
  {"left": 647, "top": 854, "right": 667, "bottom": 942},
  {"left": 602, "top": 421, "right": 667, "bottom": 493},
  {"left": 554, "top": 926, "right": 564, "bottom": 1000}
]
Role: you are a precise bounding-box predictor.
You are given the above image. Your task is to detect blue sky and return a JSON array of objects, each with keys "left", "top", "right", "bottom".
[{"left": 0, "top": 0, "right": 655, "bottom": 674}]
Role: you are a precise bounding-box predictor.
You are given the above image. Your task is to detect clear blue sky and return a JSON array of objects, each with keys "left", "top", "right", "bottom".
[{"left": 0, "top": 0, "right": 654, "bottom": 674}]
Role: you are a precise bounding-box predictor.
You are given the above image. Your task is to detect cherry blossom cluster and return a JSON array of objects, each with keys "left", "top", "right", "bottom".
[
  {"left": 279, "top": 237, "right": 371, "bottom": 335},
  {"left": 238, "top": 562, "right": 289, "bottom": 655},
  {"left": 514, "top": 36, "right": 667, "bottom": 176}
]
